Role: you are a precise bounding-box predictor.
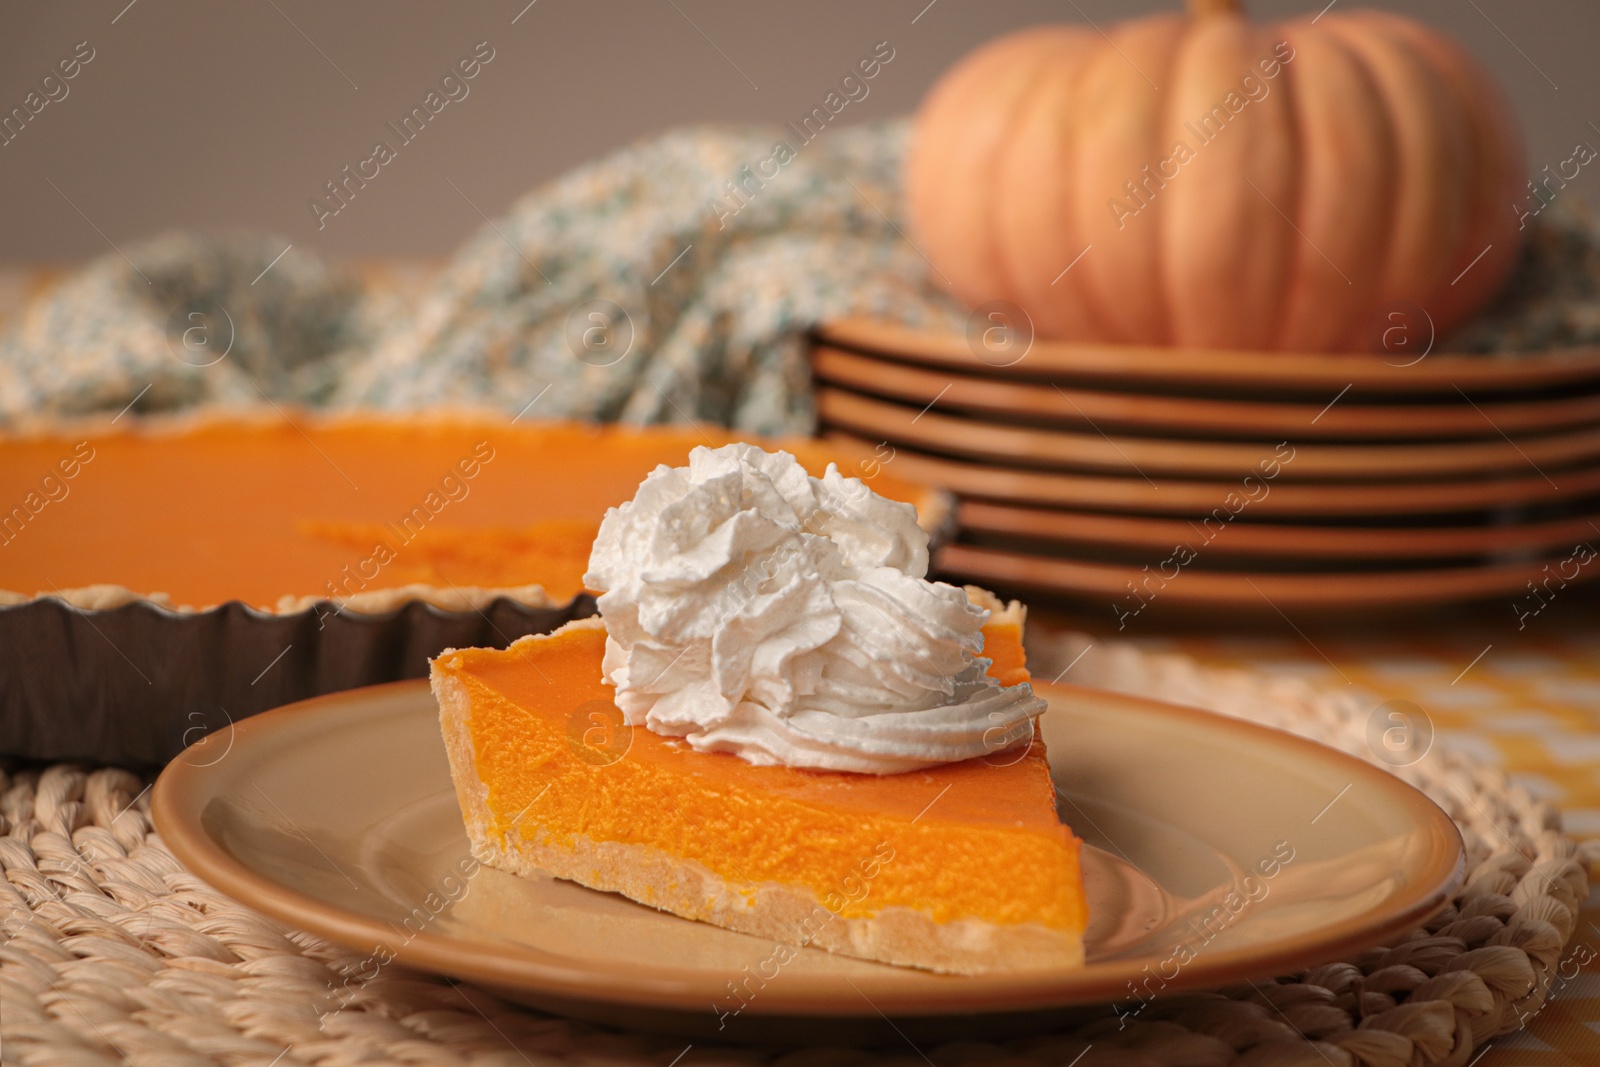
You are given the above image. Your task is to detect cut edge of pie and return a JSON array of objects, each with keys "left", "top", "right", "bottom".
[{"left": 432, "top": 589, "right": 1086, "bottom": 976}]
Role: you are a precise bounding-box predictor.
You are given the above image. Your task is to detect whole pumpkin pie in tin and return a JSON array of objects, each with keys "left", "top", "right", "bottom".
[{"left": 0, "top": 412, "right": 945, "bottom": 764}]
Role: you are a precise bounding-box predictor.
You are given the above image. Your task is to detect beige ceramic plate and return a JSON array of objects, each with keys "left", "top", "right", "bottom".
[
  {"left": 957, "top": 500, "right": 1600, "bottom": 562},
  {"left": 935, "top": 543, "right": 1589, "bottom": 611},
  {"left": 817, "top": 386, "right": 1600, "bottom": 481},
  {"left": 813, "top": 346, "right": 1600, "bottom": 441},
  {"left": 824, "top": 431, "right": 1600, "bottom": 518},
  {"left": 819, "top": 317, "right": 1600, "bottom": 395},
  {"left": 153, "top": 679, "right": 1462, "bottom": 1040}
]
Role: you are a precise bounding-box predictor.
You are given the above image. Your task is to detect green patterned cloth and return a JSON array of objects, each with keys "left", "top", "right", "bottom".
[
  {"left": 0, "top": 120, "right": 961, "bottom": 434},
  {"left": 3, "top": 120, "right": 1598, "bottom": 430},
  {"left": 0, "top": 232, "right": 371, "bottom": 419}
]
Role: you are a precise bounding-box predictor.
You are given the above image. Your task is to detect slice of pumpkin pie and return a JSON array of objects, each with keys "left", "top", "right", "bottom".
[{"left": 432, "top": 444, "right": 1086, "bottom": 974}]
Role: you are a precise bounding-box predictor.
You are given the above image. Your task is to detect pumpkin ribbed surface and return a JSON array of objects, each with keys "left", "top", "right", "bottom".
[{"left": 905, "top": 1, "right": 1524, "bottom": 351}]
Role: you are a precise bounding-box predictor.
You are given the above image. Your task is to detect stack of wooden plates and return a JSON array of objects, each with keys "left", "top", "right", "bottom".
[{"left": 812, "top": 317, "right": 1600, "bottom": 614}]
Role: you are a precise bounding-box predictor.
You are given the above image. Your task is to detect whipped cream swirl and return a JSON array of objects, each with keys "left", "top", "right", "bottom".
[{"left": 583, "top": 443, "right": 1045, "bottom": 774}]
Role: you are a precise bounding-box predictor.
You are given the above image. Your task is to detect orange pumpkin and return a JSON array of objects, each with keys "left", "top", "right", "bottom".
[{"left": 905, "top": 0, "right": 1525, "bottom": 352}]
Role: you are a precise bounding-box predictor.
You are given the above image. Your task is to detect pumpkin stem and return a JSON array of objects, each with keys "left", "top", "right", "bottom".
[{"left": 1188, "top": 0, "right": 1242, "bottom": 15}]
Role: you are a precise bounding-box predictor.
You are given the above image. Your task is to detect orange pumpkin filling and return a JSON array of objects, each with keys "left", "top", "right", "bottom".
[
  {"left": 0, "top": 415, "right": 934, "bottom": 607},
  {"left": 432, "top": 607, "right": 1086, "bottom": 971}
]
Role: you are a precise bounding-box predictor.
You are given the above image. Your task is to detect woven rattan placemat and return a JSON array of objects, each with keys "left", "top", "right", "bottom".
[{"left": 3, "top": 629, "right": 1594, "bottom": 1067}]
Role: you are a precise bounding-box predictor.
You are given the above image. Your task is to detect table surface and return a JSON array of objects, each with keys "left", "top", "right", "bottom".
[
  {"left": 1035, "top": 588, "right": 1600, "bottom": 1064},
  {"left": 5, "top": 266, "right": 1599, "bottom": 1063}
]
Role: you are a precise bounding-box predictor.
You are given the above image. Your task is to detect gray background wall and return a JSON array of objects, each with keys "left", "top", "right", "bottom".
[{"left": 1, "top": 0, "right": 1593, "bottom": 263}]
